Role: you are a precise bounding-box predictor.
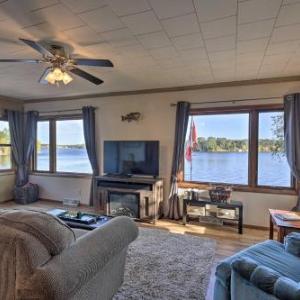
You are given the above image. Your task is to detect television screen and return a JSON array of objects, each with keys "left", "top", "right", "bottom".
[{"left": 104, "top": 141, "right": 159, "bottom": 176}]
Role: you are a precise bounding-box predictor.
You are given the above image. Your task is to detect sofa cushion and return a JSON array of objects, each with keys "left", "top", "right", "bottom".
[
  {"left": 215, "top": 240, "right": 300, "bottom": 288},
  {"left": 285, "top": 232, "right": 300, "bottom": 257},
  {"left": 274, "top": 277, "right": 300, "bottom": 300},
  {"left": 0, "top": 209, "right": 75, "bottom": 255},
  {"left": 232, "top": 257, "right": 300, "bottom": 300}
]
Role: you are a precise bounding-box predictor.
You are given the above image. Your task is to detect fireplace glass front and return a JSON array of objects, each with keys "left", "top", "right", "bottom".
[{"left": 108, "top": 191, "right": 139, "bottom": 218}]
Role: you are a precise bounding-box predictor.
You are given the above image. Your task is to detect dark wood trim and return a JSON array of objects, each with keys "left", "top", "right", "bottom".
[
  {"left": 190, "top": 104, "right": 283, "bottom": 115},
  {"left": 23, "top": 75, "right": 300, "bottom": 103},
  {"left": 33, "top": 115, "right": 90, "bottom": 175},
  {"left": 249, "top": 110, "right": 258, "bottom": 188},
  {"left": 178, "top": 181, "right": 296, "bottom": 195},
  {"left": 181, "top": 104, "right": 296, "bottom": 194}
]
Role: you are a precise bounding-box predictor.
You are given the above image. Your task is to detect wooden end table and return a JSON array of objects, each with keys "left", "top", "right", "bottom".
[{"left": 269, "top": 209, "right": 300, "bottom": 243}]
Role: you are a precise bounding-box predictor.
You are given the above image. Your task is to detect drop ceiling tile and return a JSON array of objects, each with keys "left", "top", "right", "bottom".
[
  {"left": 266, "top": 40, "right": 300, "bottom": 55},
  {"left": 194, "top": 0, "right": 237, "bottom": 22},
  {"left": 271, "top": 23, "right": 300, "bottom": 42},
  {"left": 79, "top": 6, "right": 123, "bottom": 33},
  {"left": 237, "top": 38, "right": 269, "bottom": 54},
  {"left": 208, "top": 50, "right": 236, "bottom": 62},
  {"left": 149, "top": 46, "right": 178, "bottom": 59},
  {"left": 0, "top": 0, "right": 59, "bottom": 13},
  {"left": 262, "top": 53, "right": 292, "bottom": 65},
  {"left": 101, "top": 28, "right": 137, "bottom": 47},
  {"left": 32, "top": 4, "right": 84, "bottom": 31},
  {"left": 236, "top": 52, "right": 264, "bottom": 65},
  {"left": 0, "top": 2, "right": 45, "bottom": 27},
  {"left": 201, "top": 16, "right": 236, "bottom": 40},
  {"left": 116, "top": 43, "right": 149, "bottom": 58},
  {"left": 276, "top": 2, "right": 300, "bottom": 27},
  {"left": 178, "top": 47, "right": 207, "bottom": 60},
  {"left": 107, "top": 0, "right": 150, "bottom": 17},
  {"left": 148, "top": 0, "right": 194, "bottom": 19},
  {"left": 211, "top": 59, "right": 235, "bottom": 69},
  {"left": 283, "top": 0, "right": 300, "bottom": 4},
  {"left": 61, "top": 0, "right": 106, "bottom": 13},
  {"left": 238, "top": 19, "right": 275, "bottom": 41},
  {"left": 205, "top": 35, "right": 235, "bottom": 52},
  {"left": 121, "top": 11, "right": 162, "bottom": 35},
  {"left": 25, "top": 22, "right": 67, "bottom": 40},
  {"left": 83, "top": 42, "right": 118, "bottom": 58},
  {"left": 238, "top": 0, "right": 281, "bottom": 24},
  {"left": 64, "top": 26, "right": 104, "bottom": 46},
  {"left": 171, "top": 33, "right": 204, "bottom": 50},
  {"left": 161, "top": 13, "right": 199, "bottom": 37},
  {"left": 137, "top": 31, "right": 171, "bottom": 49}
]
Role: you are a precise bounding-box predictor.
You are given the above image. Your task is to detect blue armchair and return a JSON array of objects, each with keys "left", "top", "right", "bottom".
[{"left": 214, "top": 232, "right": 300, "bottom": 300}]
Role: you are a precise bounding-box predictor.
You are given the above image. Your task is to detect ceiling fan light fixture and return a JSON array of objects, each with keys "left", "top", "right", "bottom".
[
  {"left": 45, "top": 70, "right": 56, "bottom": 84},
  {"left": 44, "top": 67, "right": 73, "bottom": 85},
  {"left": 62, "top": 71, "right": 73, "bottom": 85}
]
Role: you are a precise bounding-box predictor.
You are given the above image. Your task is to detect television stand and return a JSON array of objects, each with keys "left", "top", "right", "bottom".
[{"left": 94, "top": 176, "right": 163, "bottom": 223}]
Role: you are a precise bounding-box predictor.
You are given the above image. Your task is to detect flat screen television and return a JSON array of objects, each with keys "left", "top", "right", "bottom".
[{"left": 104, "top": 141, "right": 159, "bottom": 177}]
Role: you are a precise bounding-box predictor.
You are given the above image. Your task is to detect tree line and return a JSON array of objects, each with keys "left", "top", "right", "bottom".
[{"left": 193, "top": 137, "right": 284, "bottom": 153}]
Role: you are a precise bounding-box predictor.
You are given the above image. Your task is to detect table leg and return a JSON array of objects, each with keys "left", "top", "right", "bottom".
[
  {"left": 238, "top": 206, "right": 243, "bottom": 234},
  {"left": 269, "top": 215, "right": 274, "bottom": 240},
  {"left": 277, "top": 227, "right": 285, "bottom": 243},
  {"left": 183, "top": 200, "right": 187, "bottom": 225}
]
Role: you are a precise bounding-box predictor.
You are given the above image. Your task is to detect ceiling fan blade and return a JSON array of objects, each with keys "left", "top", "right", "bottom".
[
  {"left": 0, "top": 59, "right": 41, "bottom": 63},
  {"left": 69, "top": 67, "right": 103, "bottom": 85},
  {"left": 38, "top": 67, "right": 51, "bottom": 84},
  {"left": 19, "top": 38, "right": 54, "bottom": 57},
  {"left": 73, "top": 58, "right": 113, "bottom": 67}
]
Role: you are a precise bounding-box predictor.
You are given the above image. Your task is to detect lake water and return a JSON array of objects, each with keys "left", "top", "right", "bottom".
[
  {"left": 4, "top": 148, "right": 291, "bottom": 187},
  {"left": 184, "top": 152, "right": 291, "bottom": 187},
  {"left": 37, "top": 148, "right": 92, "bottom": 173}
]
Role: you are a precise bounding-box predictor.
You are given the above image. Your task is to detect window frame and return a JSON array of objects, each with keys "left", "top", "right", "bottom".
[
  {"left": 32, "top": 115, "right": 92, "bottom": 176},
  {"left": 179, "top": 104, "right": 297, "bottom": 195},
  {"left": 0, "top": 118, "right": 13, "bottom": 172}
]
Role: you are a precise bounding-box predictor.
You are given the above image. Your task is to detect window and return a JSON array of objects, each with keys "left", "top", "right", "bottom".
[
  {"left": 258, "top": 111, "right": 291, "bottom": 187},
  {"left": 56, "top": 120, "right": 92, "bottom": 173},
  {"left": 184, "top": 113, "right": 249, "bottom": 185},
  {"left": 36, "top": 121, "right": 50, "bottom": 171},
  {"left": 183, "top": 106, "right": 294, "bottom": 192},
  {"left": 0, "top": 120, "right": 12, "bottom": 170},
  {"left": 34, "top": 117, "right": 92, "bottom": 174}
]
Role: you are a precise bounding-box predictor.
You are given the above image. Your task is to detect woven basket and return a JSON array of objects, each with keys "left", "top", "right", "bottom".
[{"left": 209, "top": 186, "right": 231, "bottom": 203}]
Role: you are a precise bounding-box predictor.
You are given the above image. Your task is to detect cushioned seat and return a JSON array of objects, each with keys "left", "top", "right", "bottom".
[
  {"left": 216, "top": 240, "right": 300, "bottom": 289},
  {"left": 0, "top": 209, "right": 138, "bottom": 300}
]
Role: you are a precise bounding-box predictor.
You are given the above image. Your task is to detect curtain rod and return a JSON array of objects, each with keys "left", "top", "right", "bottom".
[
  {"left": 38, "top": 108, "right": 98, "bottom": 114},
  {"left": 170, "top": 96, "right": 282, "bottom": 107}
]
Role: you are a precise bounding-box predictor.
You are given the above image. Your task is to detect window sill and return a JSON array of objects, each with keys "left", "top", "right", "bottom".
[
  {"left": 30, "top": 172, "right": 92, "bottom": 179},
  {"left": 178, "top": 181, "right": 297, "bottom": 196},
  {"left": 0, "top": 170, "right": 15, "bottom": 176}
]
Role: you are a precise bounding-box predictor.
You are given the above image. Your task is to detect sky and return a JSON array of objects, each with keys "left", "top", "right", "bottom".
[
  {"left": 38, "top": 119, "right": 85, "bottom": 145},
  {"left": 190, "top": 111, "right": 282, "bottom": 140}
]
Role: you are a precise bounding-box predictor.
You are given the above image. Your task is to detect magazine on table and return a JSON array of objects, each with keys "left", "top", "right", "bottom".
[{"left": 275, "top": 213, "right": 300, "bottom": 221}]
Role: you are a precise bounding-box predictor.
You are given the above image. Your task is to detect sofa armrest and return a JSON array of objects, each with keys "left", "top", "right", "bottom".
[
  {"left": 31, "top": 216, "right": 138, "bottom": 299},
  {"left": 285, "top": 232, "right": 300, "bottom": 257},
  {"left": 232, "top": 257, "right": 300, "bottom": 300}
]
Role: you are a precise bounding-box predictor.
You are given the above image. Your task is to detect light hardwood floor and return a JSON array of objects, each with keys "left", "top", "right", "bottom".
[{"left": 0, "top": 200, "right": 271, "bottom": 300}]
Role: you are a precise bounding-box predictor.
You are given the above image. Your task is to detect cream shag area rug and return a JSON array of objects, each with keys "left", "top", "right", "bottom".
[{"left": 113, "top": 227, "right": 216, "bottom": 300}]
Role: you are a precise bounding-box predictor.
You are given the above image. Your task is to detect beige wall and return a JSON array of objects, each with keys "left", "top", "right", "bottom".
[
  {"left": 25, "top": 81, "right": 300, "bottom": 226},
  {"left": 0, "top": 97, "right": 22, "bottom": 202}
]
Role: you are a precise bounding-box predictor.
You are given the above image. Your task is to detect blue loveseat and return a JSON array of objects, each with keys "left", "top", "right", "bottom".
[{"left": 214, "top": 233, "right": 300, "bottom": 300}]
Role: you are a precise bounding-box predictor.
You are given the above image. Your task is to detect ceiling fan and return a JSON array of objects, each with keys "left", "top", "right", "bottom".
[{"left": 0, "top": 38, "right": 113, "bottom": 85}]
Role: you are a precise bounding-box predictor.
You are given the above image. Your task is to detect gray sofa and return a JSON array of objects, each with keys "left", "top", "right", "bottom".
[
  {"left": 214, "top": 235, "right": 300, "bottom": 300},
  {"left": 0, "top": 209, "right": 138, "bottom": 300}
]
